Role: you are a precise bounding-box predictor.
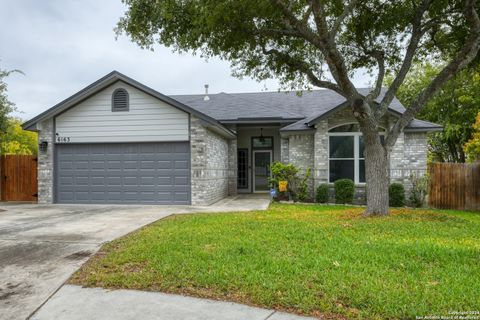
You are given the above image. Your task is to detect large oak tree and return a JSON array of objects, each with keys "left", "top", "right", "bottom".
[{"left": 117, "top": 0, "right": 480, "bottom": 215}]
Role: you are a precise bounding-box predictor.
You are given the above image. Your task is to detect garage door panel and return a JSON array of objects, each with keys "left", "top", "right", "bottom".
[
  {"left": 175, "top": 176, "right": 189, "bottom": 185},
  {"left": 138, "top": 144, "right": 157, "bottom": 153},
  {"left": 138, "top": 170, "right": 156, "bottom": 176},
  {"left": 92, "top": 192, "right": 107, "bottom": 200},
  {"left": 55, "top": 142, "right": 191, "bottom": 204},
  {"left": 175, "top": 192, "right": 190, "bottom": 200},
  {"left": 174, "top": 160, "right": 189, "bottom": 169},
  {"left": 75, "top": 192, "right": 89, "bottom": 201},
  {"left": 90, "top": 177, "right": 106, "bottom": 186},
  {"left": 104, "top": 187, "right": 123, "bottom": 193},
  {"left": 75, "top": 177, "right": 90, "bottom": 185},
  {"left": 173, "top": 143, "right": 190, "bottom": 152},
  {"left": 136, "top": 186, "right": 159, "bottom": 192},
  {"left": 106, "top": 161, "right": 122, "bottom": 169},
  {"left": 123, "top": 176, "right": 139, "bottom": 185},
  {"left": 107, "top": 192, "right": 122, "bottom": 200},
  {"left": 173, "top": 186, "right": 190, "bottom": 192},
  {"left": 156, "top": 161, "right": 172, "bottom": 169},
  {"left": 58, "top": 192, "right": 74, "bottom": 201},
  {"left": 106, "top": 177, "right": 122, "bottom": 185},
  {"left": 139, "top": 161, "right": 156, "bottom": 169},
  {"left": 173, "top": 169, "right": 190, "bottom": 176},
  {"left": 74, "top": 161, "right": 89, "bottom": 170}
]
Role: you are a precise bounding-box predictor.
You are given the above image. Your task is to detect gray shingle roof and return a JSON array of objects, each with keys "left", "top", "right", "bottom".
[
  {"left": 23, "top": 70, "right": 441, "bottom": 134},
  {"left": 404, "top": 119, "right": 443, "bottom": 131},
  {"left": 171, "top": 88, "right": 403, "bottom": 120},
  {"left": 170, "top": 88, "right": 441, "bottom": 132}
]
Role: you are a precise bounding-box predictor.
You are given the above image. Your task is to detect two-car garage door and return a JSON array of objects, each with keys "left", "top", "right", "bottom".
[{"left": 55, "top": 142, "right": 191, "bottom": 204}]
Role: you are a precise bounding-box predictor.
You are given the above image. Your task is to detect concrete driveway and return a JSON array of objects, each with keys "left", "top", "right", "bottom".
[{"left": 0, "top": 196, "right": 270, "bottom": 320}]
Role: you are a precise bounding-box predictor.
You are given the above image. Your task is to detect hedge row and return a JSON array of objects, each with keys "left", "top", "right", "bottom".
[{"left": 315, "top": 180, "right": 406, "bottom": 206}]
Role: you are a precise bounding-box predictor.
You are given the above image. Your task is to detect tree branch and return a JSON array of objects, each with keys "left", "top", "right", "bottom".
[
  {"left": 385, "top": 0, "right": 480, "bottom": 148},
  {"left": 331, "top": 0, "right": 359, "bottom": 36},
  {"left": 253, "top": 27, "right": 302, "bottom": 38},
  {"left": 308, "top": 0, "right": 357, "bottom": 95},
  {"left": 366, "top": 50, "right": 386, "bottom": 101},
  {"left": 270, "top": 0, "right": 323, "bottom": 49},
  {"left": 301, "top": 6, "right": 312, "bottom": 25},
  {"left": 261, "top": 46, "right": 345, "bottom": 96},
  {"left": 272, "top": 0, "right": 357, "bottom": 96},
  {"left": 376, "top": 0, "right": 432, "bottom": 118}
]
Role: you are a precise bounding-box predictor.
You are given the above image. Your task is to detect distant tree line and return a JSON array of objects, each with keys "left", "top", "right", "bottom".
[
  {"left": 391, "top": 63, "right": 480, "bottom": 163},
  {"left": 0, "top": 67, "right": 37, "bottom": 155}
]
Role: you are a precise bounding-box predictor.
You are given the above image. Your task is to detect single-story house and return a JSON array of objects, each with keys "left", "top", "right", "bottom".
[{"left": 23, "top": 71, "right": 441, "bottom": 205}]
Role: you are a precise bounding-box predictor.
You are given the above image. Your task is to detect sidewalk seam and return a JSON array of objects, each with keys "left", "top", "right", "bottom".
[{"left": 264, "top": 310, "right": 276, "bottom": 320}]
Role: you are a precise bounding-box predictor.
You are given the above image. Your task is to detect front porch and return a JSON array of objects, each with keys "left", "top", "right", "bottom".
[{"left": 234, "top": 125, "right": 282, "bottom": 194}]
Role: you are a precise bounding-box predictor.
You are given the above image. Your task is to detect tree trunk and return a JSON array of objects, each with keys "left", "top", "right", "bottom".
[
  {"left": 363, "top": 133, "right": 390, "bottom": 216},
  {"left": 352, "top": 99, "right": 391, "bottom": 216}
]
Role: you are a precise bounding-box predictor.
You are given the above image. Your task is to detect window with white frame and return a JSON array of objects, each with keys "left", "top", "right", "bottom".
[{"left": 328, "top": 124, "right": 384, "bottom": 184}]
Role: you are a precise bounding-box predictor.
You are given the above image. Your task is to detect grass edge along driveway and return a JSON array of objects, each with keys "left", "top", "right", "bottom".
[{"left": 70, "top": 203, "right": 480, "bottom": 320}]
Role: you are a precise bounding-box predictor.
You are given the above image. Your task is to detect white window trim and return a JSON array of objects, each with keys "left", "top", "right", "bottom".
[
  {"left": 328, "top": 131, "right": 364, "bottom": 184},
  {"left": 327, "top": 123, "right": 383, "bottom": 185}
]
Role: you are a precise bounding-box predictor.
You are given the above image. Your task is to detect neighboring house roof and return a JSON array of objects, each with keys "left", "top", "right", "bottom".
[
  {"left": 23, "top": 71, "right": 442, "bottom": 135},
  {"left": 22, "top": 71, "right": 236, "bottom": 138}
]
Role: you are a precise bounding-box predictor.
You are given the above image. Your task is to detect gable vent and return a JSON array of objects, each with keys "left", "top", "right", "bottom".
[{"left": 112, "top": 88, "right": 129, "bottom": 112}]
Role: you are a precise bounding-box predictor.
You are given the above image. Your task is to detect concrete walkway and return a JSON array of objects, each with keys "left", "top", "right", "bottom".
[
  {"left": 31, "top": 285, "right": 314, "bottom": 320},
  {"left": 0, "top": 195, "right": 270, "bottom": 320}
]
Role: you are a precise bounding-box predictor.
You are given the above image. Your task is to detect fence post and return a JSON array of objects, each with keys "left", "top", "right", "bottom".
[{"left": 0, "top": 156, "right": 4, "bottom": 201}]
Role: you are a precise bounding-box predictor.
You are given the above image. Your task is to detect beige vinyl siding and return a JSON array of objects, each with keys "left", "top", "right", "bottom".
[{"left": 55, "top": 81, "right": 189, "bottom": 143}]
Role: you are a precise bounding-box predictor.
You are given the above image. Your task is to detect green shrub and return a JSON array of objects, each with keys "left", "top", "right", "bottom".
[
  {"left": 269, "top": 162, "right": 311, "bottom": 202},
  {"left": 409, "top": 173, "right": 430, "bottom": 207},
  {"left": 296, "top": 169, "right": 311, "bottom": 202},
  {"left": 389, "top": 183, "right": 405, "bottom": 207},
  {"left": 334, "top": 179, "right": 355, "bottom": 204},
  {"left": 315, "top": 184, "right": 329, "bottom": 203}
]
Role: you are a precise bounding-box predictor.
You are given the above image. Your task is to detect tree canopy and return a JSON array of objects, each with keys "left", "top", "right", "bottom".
[
  {"left": 464, "top": 112, "right": 480, "bottom": 162},
  {"left": 117, "top": 0, "right": 480, "bottom": 151},
  {"left": 0, "top": 68, "right": 18, "bottom": 133},
  {"left": 392, "top": 63, "right": 480, "bottom": 162},
  {"left": 1, "top": 118, "right": 37, "bottom": 155},
  {"left": 117, "top": 0, "right": 480, "bottom": 215}
]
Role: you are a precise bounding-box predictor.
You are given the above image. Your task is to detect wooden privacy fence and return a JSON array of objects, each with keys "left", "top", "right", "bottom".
[
  {"left": 429, "top": 162, "right": 480, "bottom": 211},
  {"left": 0, "top": 155, "right": 38, "bottom": 202}
]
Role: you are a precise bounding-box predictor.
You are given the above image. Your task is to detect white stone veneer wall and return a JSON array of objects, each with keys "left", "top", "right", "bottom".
[
  {"left": 281, "top": 107, "right": 429, "bottom": 203},
  {"left": 283, "top": 133, "right": 315, "bottom": 197},
  {"left": 37, "top": 119, "right": 55, "bottom": 204},
  {"left": 190, "top": 115, "right": 232, "bottom": 205}
]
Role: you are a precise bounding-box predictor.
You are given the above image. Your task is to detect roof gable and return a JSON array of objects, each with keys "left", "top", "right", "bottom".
[
  {"left": 23, "top": 71, "right": 235, "bottom": 138},
  {"left": 280, "top": 104, "right": 442, "bottom": 133}
]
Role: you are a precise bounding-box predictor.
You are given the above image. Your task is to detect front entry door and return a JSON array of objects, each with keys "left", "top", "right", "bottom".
[{"left": 253, "top": 150, "right": 272, "bottom": 192}]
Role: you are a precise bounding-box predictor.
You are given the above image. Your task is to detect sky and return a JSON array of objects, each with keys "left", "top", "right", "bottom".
[{"left": 0, "top": 0, "right": 372, "bottom": 121}]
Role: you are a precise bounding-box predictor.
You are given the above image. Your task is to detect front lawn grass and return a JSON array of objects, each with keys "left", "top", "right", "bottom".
[{"left": 70, "top": 204, "right": 480, "bottom": 319}]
